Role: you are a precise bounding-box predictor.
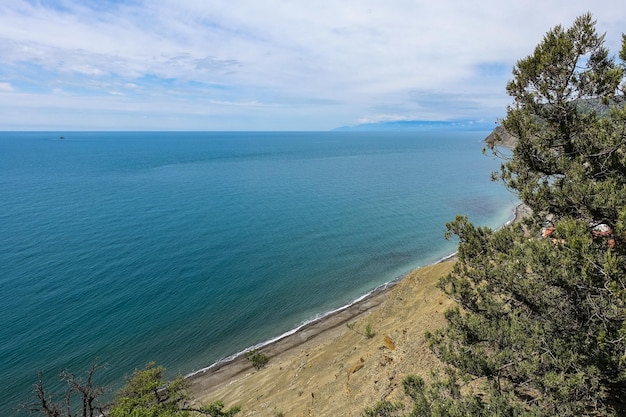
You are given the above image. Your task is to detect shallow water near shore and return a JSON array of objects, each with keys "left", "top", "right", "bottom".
[{"left": 0, "top": 131, "right": 516, "bottom": 413}]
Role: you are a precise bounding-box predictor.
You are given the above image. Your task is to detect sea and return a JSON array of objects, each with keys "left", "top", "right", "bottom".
[{"left": 0, "top": 130, "right": 517, "bottom": 414}]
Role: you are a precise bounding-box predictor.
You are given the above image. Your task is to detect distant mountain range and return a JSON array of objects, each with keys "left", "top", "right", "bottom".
[{"left": 333, "top": 119, "right": 496, "bottom": 131}]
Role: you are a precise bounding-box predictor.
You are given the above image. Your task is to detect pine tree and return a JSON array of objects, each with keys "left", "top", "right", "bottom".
[
  {"left": 109, "top": 362, "right": 240, "bottom": 417},
  {"left": 424, "top": 14, "right": 626, "bottom": 417}
]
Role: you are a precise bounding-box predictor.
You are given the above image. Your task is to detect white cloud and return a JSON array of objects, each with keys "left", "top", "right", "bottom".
[
  {"left": 0, "top": 82, "right": 14, "bottom": 92},
  {"left": 0, "top": 1, "right": 625, "bottom": 129}
]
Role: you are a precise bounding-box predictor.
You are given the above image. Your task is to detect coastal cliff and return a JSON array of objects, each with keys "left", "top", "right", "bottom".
[{"left": 484, "top": 125, "right": 517, "bottom": 148}]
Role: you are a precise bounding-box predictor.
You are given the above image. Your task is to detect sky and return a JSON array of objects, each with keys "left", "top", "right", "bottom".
[{"left": 1, "top": 1, "right": 625, "bottom": 131}]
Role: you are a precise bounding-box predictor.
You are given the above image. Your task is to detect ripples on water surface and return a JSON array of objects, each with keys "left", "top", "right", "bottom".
[{"left": 0, "top": 131, "right": 517, "bottom": 412}]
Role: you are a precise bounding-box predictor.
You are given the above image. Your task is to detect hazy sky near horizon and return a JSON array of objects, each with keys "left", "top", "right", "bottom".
[{"left": 1, "top": 1, "right": 625, "bottom": 131}]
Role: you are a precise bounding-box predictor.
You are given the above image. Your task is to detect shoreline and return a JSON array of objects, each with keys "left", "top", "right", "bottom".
[
  {"left": 189, "top": 203, "right": 525, "bottom": 392},
  {"left": 187, "top": 248, "right": 457, "bottom": 382},
  {"left": 187, "top": 251, "right": 458, "bottom": 381},
  {"left": 187, "top": 251, "right": 459, "bottom": 383},
  {"left": 188, "top": 272, "right": 400, "bottom": 385}
]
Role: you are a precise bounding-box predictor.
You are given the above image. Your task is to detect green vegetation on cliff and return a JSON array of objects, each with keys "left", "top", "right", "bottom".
[{"left": 417, "top": 13, "right": 626, "bottom": 417}]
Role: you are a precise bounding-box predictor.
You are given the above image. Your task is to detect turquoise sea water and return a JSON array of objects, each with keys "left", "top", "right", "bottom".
[{"left": 0, "top": 131, "right": 517, "bottom": 413}]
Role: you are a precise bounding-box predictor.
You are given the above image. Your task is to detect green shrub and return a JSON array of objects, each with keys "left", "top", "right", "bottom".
[{"left": 245, "top": 350, "right": 269, "bottom": 370}]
